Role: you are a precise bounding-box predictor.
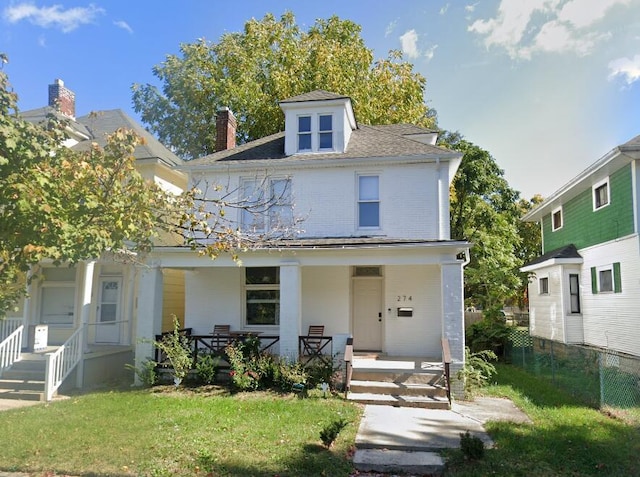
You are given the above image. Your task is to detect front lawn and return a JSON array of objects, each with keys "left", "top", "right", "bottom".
[
  {"left": 445, "top": 364, "right": 640, "bottom": 476},
  {"left": 0, "top": 387, "right": 361, "bottom": 477}
]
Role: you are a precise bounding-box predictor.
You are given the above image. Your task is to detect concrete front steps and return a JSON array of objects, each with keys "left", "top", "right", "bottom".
[
  {"left": 0, "top": 350, "right": 55, "bottom": 401},
  {"left": 347, "top": 355, "right": 450, "bottom": 410}
]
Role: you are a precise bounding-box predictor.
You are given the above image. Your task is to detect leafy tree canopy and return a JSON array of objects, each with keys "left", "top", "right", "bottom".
[{"left": 132, "top": 12, "right": 434, "bottom": 159}]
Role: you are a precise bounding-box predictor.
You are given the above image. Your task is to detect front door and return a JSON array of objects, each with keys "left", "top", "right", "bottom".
[
  {"left": 95, "top": 278, "right": 121, "bottom": 344},
  {"left": 352, "top": 278, "right": 383, "bottom": 351}
]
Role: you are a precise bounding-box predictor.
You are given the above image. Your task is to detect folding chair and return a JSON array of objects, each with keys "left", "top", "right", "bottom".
[
  {"left": 212, "top": 324, "right": 231, "bottom": 351},
  {"left": 302, "top": 325, "right": 324, "bottom": 356}
]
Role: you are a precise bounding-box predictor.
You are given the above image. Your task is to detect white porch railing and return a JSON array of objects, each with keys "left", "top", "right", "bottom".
[
  {"left": 0, "top": 325, "right": 24, "bottom": 377},
  {"left": 1, "top": 318, "right": 23, "bottom": 341},
  {"left": 45, "top": 325, "right": 84, "bottom": 401}
]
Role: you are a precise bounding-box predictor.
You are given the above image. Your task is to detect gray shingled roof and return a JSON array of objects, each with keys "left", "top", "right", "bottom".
[
  {"left": 279, "top": 90, "right": 350, "bottom": 103},
  {"left": 21, "top": 106, "right": 91, "bottom": 139},
  {"left": 188, "top": 123, "right": 457, "bottom": 166},
  {"left": 523, "top": 244, "right": 582, "bottom": 268},
  {"left": 75, "top": 110, "right": 183, "bottom": 166},
  {"left": 620, "top": 133, "right": 640, "bottom": 151}
]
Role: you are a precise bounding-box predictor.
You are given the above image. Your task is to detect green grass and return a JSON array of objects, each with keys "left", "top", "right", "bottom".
[
  {"left": 0, "top": 386, "right": 361, "bottom": 477},
  {"left": 446, "top": 364, "right": 640, "bottom": 476}
]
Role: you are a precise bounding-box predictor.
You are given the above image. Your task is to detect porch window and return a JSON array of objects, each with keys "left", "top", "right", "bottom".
[{"left": 245, "top": 267, "right": 280, "bottom": 326}]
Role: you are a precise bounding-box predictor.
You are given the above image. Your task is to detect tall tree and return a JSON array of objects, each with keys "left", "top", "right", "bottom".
[
  {"left": 132, "top": 12, "right": 434, "bottom": 159},
  {"left": 439, "top": 132, "right": 536, "bottom": 310}
]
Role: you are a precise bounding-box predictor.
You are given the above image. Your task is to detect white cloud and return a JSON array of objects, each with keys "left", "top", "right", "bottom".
[
  {"left": 385, "top": 20, "right": 397, "bottom": 38},
  {"left": 465, "top": 2, "right": 479, "bottom": 13},
  {"left": 468, "top": 0, "right": 629, "bottom": 59},
  {"left": 3, "top": 2, "right": 104, "bottom": 33},
  {"left": 114, "top": 20, "right": 133, "bottom": 34},
  {"left": 424, "top": 44, "right": 438, "bottom": 61},
  {"left": 399, "top": 29, "right": 419, "bottom": 59},
  {"left": 440, "top": 4, "right": 449, "bottom": 15},
  {"left": 608, "top": 54, "right": 640, "bottom": 84}
]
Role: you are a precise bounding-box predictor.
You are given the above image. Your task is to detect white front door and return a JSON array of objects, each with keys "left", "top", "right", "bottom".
[
  {"left": 95, "top": 278, "right": 122, "bottom": 344},
  {"left": 353, "top": 278, "right": 383, "bottom": 351}
]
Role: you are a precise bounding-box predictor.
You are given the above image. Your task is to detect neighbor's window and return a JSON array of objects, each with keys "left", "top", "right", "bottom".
[
  {"left": 318, "top": 114, "right": 333, "bottom": 150},
  {"left": 569, "top": 273, "right": 581, "bottom": 313},
  {"left": 245, "top": 267, "right": 280, "bottom": 326},
  {"left": 358, "top": 175, "right": 380, "bottom": 228},
  {"left": 539, "top": 276, "right": 549, "bottom": 295},
  {"left": 599, "top": 268, "right": 613, "bottom": 292},
  {"left": 298, "top": 116, "right": 312, "bottom": 151},
  {"left": 552, "top": 207, "right": 563, "bottom": 231},
  {"left": 593, "top": 178, "right": 609, "bottom": 210}
]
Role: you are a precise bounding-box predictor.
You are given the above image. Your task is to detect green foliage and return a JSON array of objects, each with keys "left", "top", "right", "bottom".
[
  {"left": 319, "top": 418, "right": 349, "bottom": 448},
  {"left": 466, "top": 311, "right": 512, "bottom": 355},
  {"left": 154, "top": 317, "right": 193, "bottom": 386},
  {"left": 194, "top": 351, "right": 220, "bottom": 385},
  {"left": 459, "top": 430, "right": 485, "bottom": 460},
  {"left": 225, "top": 339, "right": 274, "bottom": 391},
  {"left": 125, "top": 358, "right": 158, "bottom": 387},
  {"left": 132, "top": 12, "right": 434, "bottom": 159},
  {"left": 457, "top": 346, "right": 498, "bottom": 396}
]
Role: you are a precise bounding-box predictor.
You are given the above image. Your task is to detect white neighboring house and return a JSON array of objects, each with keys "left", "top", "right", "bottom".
[
  {"left": 3, "top": 79, "right": 187, "bottom": 394},
  {"left": 521, "top": 133, "right": 640, "bottom": 358},
  {"left": 137, "top": 90, "right": 470, "bottom": 387}
]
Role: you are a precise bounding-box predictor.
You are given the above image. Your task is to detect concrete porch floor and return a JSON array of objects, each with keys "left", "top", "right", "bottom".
[{"left": 352, "top": 353, "right": 443, "bottom": 371}]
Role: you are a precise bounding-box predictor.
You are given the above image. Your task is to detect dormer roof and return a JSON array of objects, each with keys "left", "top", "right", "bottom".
[{"left": 279, "top": 90, "right": 351, "bottom": 104}]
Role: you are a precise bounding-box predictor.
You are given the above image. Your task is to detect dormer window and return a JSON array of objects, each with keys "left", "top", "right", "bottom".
[
  {"left": 319, "top": 114, "right": 333, "bottom": 150},
  {"left": 298, "top": 116, "right": 312, "bottom": 151}
]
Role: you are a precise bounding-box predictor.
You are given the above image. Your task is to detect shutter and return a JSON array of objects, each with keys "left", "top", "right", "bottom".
[
  {"left": 591, "top": 267, "right": 598, "bottom": 294},
  {"left": 613, "top": 262, "right": 622, "bottom": 293}
]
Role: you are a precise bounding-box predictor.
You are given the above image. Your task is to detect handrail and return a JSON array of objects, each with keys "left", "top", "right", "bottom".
[
  {"left": 343, "top": 337, "right": 353, "bottom": 398},
  {"left": 1, "top": 318, "right": 23, "bottom": 341},
  {"left": 0, "top": 325, "right": 24, "bottom": 376},
  {"left": 441, "top": 337, "right": 452, "bottom": 405},
  {"left": 45, "top": 326, "right": 84, "bottom": 401}
]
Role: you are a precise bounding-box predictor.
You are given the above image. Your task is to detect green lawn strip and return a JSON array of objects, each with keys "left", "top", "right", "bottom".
[
  {"left": 445, "top": 364, "right": 640, "bottom": 477},
  {"left": 0, "top": 388, "right": 361, "bottom": 476}
]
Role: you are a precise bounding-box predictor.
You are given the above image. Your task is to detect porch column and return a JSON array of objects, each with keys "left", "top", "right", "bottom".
[
  {"left": 134, "top": 262, "right": 164, "bottom": 385},
  {"left": 441, "top": 261, "right": 465, "bottom": 397},
  {"left": 279, "top": 261, "right": 302, "bottom": 361},
  {"left": 76, "top": 260, "right": 96, "bottom": 388}
]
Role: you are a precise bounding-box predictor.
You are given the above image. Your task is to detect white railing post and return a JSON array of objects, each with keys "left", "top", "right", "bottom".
[
  {"left": 43, "top": 325, "right": 84, "bottom": 401},
  {"left": 0, "top": 325, "right": 24, "bottom": 377}
]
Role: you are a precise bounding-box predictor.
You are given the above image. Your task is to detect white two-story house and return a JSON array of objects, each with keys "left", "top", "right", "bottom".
[{"left": 136, "top": 90, "right": 470, "bottom": 382}]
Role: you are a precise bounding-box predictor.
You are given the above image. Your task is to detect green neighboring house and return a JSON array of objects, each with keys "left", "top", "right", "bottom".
[{"left": 521, "top": 134, "right": 640, "bottom": 358}]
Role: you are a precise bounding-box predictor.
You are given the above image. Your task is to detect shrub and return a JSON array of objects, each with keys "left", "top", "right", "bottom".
[
  {"left": 154, "top": 316, "right": 193, "bottom": 386},
  {"left": 195, "top": 352, "right": 220, "bottom": 385},
  {"left": 466, "top": 310, "right": 511, "bottom": 356},
  {"left": 320, "top": 418, "right": 349, "bottom": 448},
  {"left": 457, "top": 346, "right": 498, "bottom": 396},
  {"left": 460, "top": 430, "right": 485, "bottom": 460},
  {"left": 125, "top": 358, "right": 157, "bottom": 387}
]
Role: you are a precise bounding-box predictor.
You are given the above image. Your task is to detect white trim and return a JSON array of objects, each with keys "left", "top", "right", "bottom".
[{"left": 592, "top": 176, "right": 610, "bottom": 211}]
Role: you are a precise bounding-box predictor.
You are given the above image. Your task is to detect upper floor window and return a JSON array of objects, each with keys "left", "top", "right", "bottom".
[
  {"left": 552, "top": 207, "right": 563, "bottom": 231},
  {"left": 241, "top": 177, "right": 293, "bottom": 233},
  {"left": 358, "top": 175, "right": 380, "bottom": 228},
  {"left": 298, "top": 116, "right": 312, "bottom": 151},
  {"left": 319, "top": 114, "right": 333, "bottom": 150},
  {"left": 593, "top": 178, "right": 609, "bottom": 211}
]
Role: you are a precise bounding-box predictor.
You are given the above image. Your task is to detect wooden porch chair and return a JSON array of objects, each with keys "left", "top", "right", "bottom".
[
  {"left": 212, "top": 324, "right": 231, "bottom": 351},
  {"left": 302, "top": 325, "right": 324, "bottom": 356}
]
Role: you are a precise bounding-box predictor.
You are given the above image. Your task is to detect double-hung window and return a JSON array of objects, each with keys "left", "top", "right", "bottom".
[
  {"left": 318, "top": 114, "right": 333, "bottom": 150},
  {"left": 552, "top": 207, "right": 563, "bottom": 231},
  {"left": 593, "top": 178, "right": 609, "bottom": 210},
  {"left": 298, "top": 116, "right": 312, "bottom": 151},
  {"left": 241, "top": 177, "right": 293, "bottom": 233},
  {"left": 245, "top": 267, "right": 280, "bottom": 326},
  {"left": 591, "top": 263, "right": 622, "bottom": 294},
  {"left": 569, "top": 273, "right": 581, "bottom": 313},
  {"left": 358, "top": 175, "right": 380, "bottom": 228}
]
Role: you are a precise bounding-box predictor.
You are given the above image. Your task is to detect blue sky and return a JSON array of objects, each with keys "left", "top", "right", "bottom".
[{"left": 2, "top": 0, "right": 639, "bottom": 199}]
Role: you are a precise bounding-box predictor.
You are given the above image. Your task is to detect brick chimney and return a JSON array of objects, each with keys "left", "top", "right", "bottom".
[
  {"left": 48, "top": 79, "right": 75, "bottom": 119},
  {"left": 216, "top": 107, "right": 237, "bottom": 151}
]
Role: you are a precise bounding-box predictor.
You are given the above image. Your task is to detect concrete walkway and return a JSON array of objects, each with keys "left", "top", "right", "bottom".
[{"left": 353, "top": 397, "right": 532, "bottom": 475}]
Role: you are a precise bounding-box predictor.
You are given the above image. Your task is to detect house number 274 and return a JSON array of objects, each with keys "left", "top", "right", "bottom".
[{"left": 397, "top": 295, "right": 412, "bottom": 302}]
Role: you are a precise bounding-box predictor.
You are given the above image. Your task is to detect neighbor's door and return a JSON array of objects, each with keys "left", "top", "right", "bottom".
[
  {"left": 95, "top": 278, "right": 122, "bottom": 344},
  {"left": 352, "top": 278, "right": 383, "bottom": 351}
]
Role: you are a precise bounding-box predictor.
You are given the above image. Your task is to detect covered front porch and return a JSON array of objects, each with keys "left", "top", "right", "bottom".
[{"left": 136, "top": 240, "right": 468, "bottom": 395}]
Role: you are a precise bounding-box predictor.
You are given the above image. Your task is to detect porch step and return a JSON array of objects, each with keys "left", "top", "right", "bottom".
[
  {"left": 0, "top": 351, "right": 50, "bottom": 401},
  {"left": 350, "top": 380, "right": 447, "bottom": 397},
  {"left": 0, "top": 387, "right": 45, "bottom": 401},
  {"left": 347, "top": 392, "right": 450, "bottom": 409}
]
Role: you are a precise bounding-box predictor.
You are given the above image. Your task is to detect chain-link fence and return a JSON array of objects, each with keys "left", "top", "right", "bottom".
[{"left": 505, "top": 329, "right": 640, "bottom": 411}]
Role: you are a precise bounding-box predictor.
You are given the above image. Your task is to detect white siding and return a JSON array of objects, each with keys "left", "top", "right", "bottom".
[
  {"left": 528, "top": 265, "right": 565, "bottom": 342},
  {"left": 196, "top": 162, "right": 443, "bottom": 240},
  {"left": 580, "top": 235, "right": 640, "bottom": 356},
  {"left": 384, "top": 265, "right": 442, "bottom": 357}
]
